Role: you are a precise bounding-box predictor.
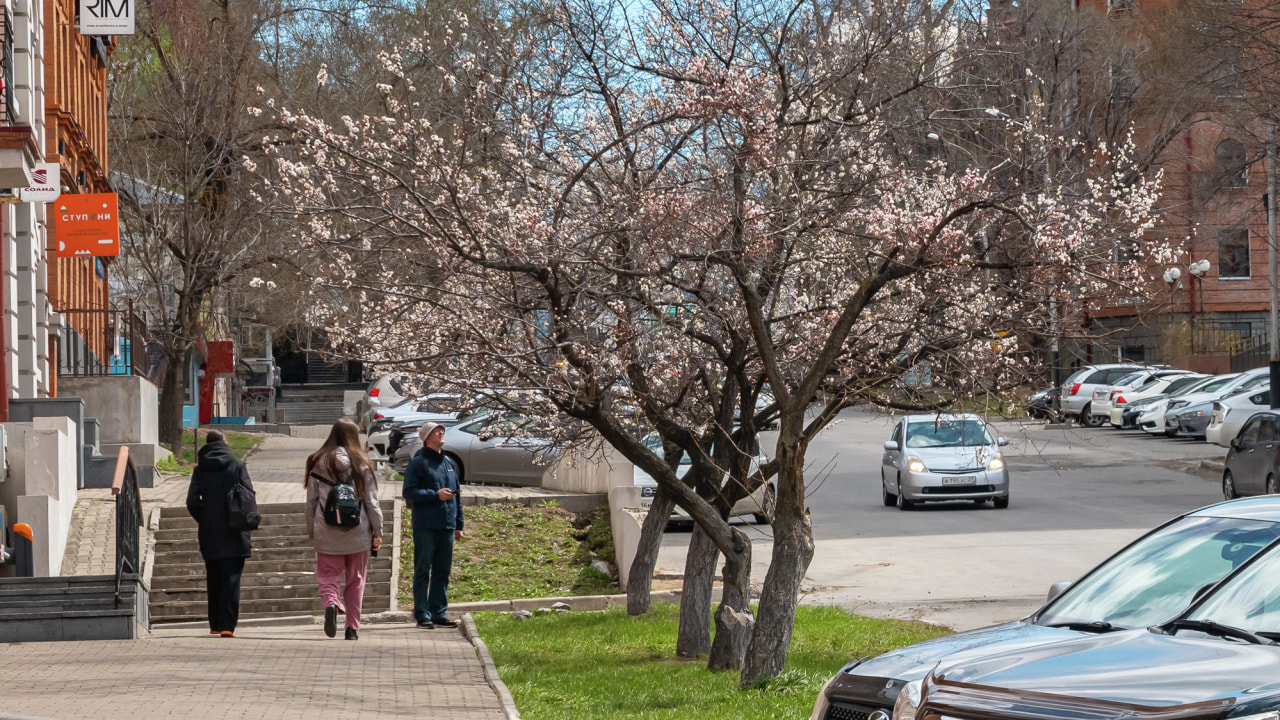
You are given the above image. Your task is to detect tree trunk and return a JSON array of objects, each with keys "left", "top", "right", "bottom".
[
  {"left": 740, "top": 438, "right": 815, "bottom": 687},
  {"left": 158, "top": 348, "right": 187, "bottom": 451},
  {"left": 708, "top": 526, "right": 753, "bottom": 671},
  {"left": 628, "top": 487, "right": 675, "bottom": 615},
  {"left": 676, "top": 522, "right": 719, "bottom": 657}
]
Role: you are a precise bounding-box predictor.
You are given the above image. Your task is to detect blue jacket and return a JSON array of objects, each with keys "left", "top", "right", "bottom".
[{"left": 403, "top": 447, "right": 464, "bottom": 531}]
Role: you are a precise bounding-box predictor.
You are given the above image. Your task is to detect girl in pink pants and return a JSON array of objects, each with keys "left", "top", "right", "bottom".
[{"left": 305, "top": 419, "right": 385, "bottom": 640}]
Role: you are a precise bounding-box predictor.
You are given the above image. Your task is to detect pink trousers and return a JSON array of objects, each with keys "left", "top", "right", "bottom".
[{"left": 316, "top": 551, "right": 369, "bottom": 630}]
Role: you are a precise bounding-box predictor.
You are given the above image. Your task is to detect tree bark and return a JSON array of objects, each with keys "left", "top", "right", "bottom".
[
  {"left": 740, "top": 438, "right": 815, "bottom": 687},
  {"left": 708, "top": 526, "right": 753, "bottom": 671},
  {"left": 627, "top": 487, "right": 675, "bottom": 615},
  {"left": 676, "top": 522, "right": 719, "bottom": 657},
  {"left": 158, "top": 347, "right": 188, "bottom": 451}
]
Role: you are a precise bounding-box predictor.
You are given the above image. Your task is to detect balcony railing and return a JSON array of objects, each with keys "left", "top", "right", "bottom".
[
  {"left": 0, "top": 9, "right": 15, "bottom": 124},
  {"left": 59, "top": 305, "right": 151, "bottom": 378}
]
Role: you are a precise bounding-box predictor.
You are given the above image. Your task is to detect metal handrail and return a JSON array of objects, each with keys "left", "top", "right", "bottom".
[
  {"left": 112, "top": 446, "right": 141, "bottom": 608},
  {"left": 59, "top": 305, "right": 150, "bottom": 377}
]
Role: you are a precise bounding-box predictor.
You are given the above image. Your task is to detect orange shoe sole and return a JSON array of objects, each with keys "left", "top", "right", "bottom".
[{"left": 219, "top": 631, "right": 235, "bottom": 638}]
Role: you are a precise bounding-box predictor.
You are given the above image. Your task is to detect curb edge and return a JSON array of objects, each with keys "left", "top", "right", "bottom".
[{"left": 461, "top": 612, "right": 522, "bottom": 720}]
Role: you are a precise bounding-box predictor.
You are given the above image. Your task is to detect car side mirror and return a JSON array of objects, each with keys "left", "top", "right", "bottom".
[
  {"left": 998, "top": 437, "right": 1009, "bottom": 447},
  {"left": 1046, "top": 580, "right": 1072, "bottom": 603},
  {"left": 1230, "top": 437, "right": 1242, "bottom": 450},
  {"left": 883, "top": 440, "right": 899, "bottom": 451}
]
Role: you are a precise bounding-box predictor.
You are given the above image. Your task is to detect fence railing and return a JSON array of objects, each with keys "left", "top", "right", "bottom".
[
  {"left": 112, "top": 446, "right": 141, "bottom": 608},
  {"left": 59, "top": 306, "right": 150, "bottom": 378},
  {"left": 0, "top": 9, "right": 15, "bottom": 124},
  {"left": 1232, "top": 334, "right": 1274, "bottom": 374}
]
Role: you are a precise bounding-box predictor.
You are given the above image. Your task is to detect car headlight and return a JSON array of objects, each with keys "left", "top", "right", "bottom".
[
  {"left": 811, "top": 674, "right": 836, "bottom": 720},
  {"left": 1185, "top": 410, "right": 1204, "bottom": 418},
  {"left": 906, "top": 457, "right": 926, "bottom": 473},
  {"left": 892, "top": 680, "right": 922, "bottom": 720},
  {"left": 988, "top": 455, "right": 1004, "bottom": 470}
]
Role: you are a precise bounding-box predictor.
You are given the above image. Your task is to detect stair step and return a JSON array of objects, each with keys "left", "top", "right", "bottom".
[
  {"left": 151, "top": 569, "right": 392, "bottom": 592},
  {"left": 151, "top": 557, "right": 393, "bottom": 578},
  {"left": 150, "top": 595, "right": 392, "bottom": 619},
  {"left": 155, "top": 522, "right": 394, "bottom": 543},
  {"left": 151, "top": 581, "right": 391, "bottom": 604},
  {"left": 0, "top": 608, "right": 138, "bottom": 622}
]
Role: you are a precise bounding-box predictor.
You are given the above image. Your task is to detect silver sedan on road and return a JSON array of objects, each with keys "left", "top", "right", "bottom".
[{"left": 880, "top": 413, "right": 1010, "bottom": 510}]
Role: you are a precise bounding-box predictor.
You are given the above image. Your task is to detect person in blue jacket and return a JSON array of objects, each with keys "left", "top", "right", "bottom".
[{"left": 402, "top": 421, "right": 465, "bottom": 629}]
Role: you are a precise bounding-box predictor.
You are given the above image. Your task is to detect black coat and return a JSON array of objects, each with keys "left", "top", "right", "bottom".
[{"left": 186, "top": 442, "right": 253, "bottom": 560}]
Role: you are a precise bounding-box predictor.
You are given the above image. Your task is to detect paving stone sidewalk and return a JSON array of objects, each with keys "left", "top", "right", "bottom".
[{"left": 0, "top": 622, "right": 505, "bottom": 720}]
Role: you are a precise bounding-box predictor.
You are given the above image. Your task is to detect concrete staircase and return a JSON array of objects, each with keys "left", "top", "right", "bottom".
[
  {"left": 276, "top": 383, "right": 364, "bottom": 425},
  {"left": 0, "top": 575, "right": 149, "bottom": 642},
  {"left": 149, "top": 501, "right": 398, "bottom": 624}
]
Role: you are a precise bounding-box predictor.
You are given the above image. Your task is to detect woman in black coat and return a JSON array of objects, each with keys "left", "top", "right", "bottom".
[{"left": 186, "top": 430, "right": 254, "bottom": 637}]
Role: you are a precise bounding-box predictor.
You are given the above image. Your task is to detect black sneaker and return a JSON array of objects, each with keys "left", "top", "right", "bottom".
[
  {"left": 415, "top": 620, "right": 434, "bottom": 629},
  {"left": 324, "top": 604, "right": 338, "bottom": 638},
  {"left": 345, "top": 627, "right": 358, "bottom": 640},
  {"left": 433, "top": 618, "right": 459, "bottom": 629}
]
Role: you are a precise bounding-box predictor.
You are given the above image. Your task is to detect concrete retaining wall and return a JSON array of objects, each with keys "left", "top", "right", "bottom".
[
  {"left": 542, "top": 446, "right": 633, "bottom": 495},
  {"left": 58, "top": 375, "right": 159, "bottom": 446},
  {"left": 1, "top": 417, "right": 78, "bottom": 577}
]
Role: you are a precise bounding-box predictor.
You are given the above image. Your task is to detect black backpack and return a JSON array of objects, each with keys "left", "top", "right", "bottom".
[
  {"left": 311, "top": 470, "right": 362, "bottom": 528},
  {"left": 227, "top": 471, "right": 261, "bottom": 531}
]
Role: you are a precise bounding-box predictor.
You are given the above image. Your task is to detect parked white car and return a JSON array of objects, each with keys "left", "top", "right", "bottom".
[
  {"left": 633, "top": 434, "right": 775, "bottom": 524},
  {"left": 1109, "top": 373, "right": 1207, "bottom": 427},
  {"left": 1164, "top": 367, "right": 1270, "bottom": 438},
  {"left": 1059, "top": 364, "right": 1147, "bottom": 427},
  {"left": 1139, "top": 375, "right": 1234, "bottom": 435},
  {"left": 1090, "top": 369, "right": 1193, "bottom": 424},
  {"left": 1207, "top": 386, "right": 1272, "bottom": 447}
]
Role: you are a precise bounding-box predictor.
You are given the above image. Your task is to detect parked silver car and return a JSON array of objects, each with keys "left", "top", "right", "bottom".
[
  {"left": 633, "top": 433, "right": 775, "bottom": 524},
  {"left": 1059, "top": 364, "right": 1147, "bottom": 427},
  {"left": 392, "top": 411, "right": 556, "bottom": 486},
  {"left": 881, "top": 414, "right": 1010, "bottom": 510}
]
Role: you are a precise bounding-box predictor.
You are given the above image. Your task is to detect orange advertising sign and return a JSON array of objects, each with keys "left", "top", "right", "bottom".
[{"left": 55, "top": 193, "right": 120, "bottom": 257}]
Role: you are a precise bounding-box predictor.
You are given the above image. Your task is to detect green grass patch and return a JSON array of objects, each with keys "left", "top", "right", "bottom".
[
  {"left": 474, "top": 603, "right": 948, "bottom": 720},
  {"left": 158, "top": 430, "right": 263, "bottom": 472},
  {"left": 398, "top": 503, "right": 617, "bottom": 606}
]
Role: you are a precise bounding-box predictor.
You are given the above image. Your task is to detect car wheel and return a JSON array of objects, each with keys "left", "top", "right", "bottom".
[
  {"left": 1079, "top": 404, "right": 1104, "bottom": 428},
  {"left": 444, "top": 452, "right": 465, "bottom": 484},
  {"left": 1269, "top": 474, "right": 1279, "bottom": 495},
  {"left": 993, "top": 495, "right": 1010, "bottom": 509},
  {"left": 1224, "top": 471, "right": 1238, "bottom": 501},
  {"left": 754, "top": 484, "right": 777, "bottom": 524},
  {"left": 896, "top": 479, "right": 915, "bottom": 511},
  {"left": 881, "top": 470, "right": 896, "bottom": 507}
]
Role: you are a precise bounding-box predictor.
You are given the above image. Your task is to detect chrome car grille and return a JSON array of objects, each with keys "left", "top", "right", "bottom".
[{"left": 930, "top": 467, "right": 983, "bottom": 475}]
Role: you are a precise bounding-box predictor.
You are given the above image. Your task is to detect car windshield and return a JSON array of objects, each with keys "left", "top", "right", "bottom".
[
  {"left": 1166, "top": 376, "right": 1209, "bottom": 395},
  {"left": 904, "top": 420, "right": 994, "bottom": 448},
  {"left": 1195, "top": 375, "right": 1241, "bottom": 394},
  {"left": 641, "top": 434, "right": 692, "bottom": 465},
  {"left": 1185, "top": 541, "right": 1280, "bottom": 637},
  {"left": 1114, "top": 372, "right": 1147, "bottom": 388},
  {"left": 1037, "top": 515, "right": 1280, "bottom": 629}
]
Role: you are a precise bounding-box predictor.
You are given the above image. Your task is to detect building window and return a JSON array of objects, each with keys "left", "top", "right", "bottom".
[
  {"left": 1215, "top": 139, "right": 1248, "bottom": 188},
  {"left": 94, "top": 257, "right": 106, "bottom": 279},
  {"left": 1218, "top": 228, "right": 1250, "bottom": 278},
  {"left": 1212, "top": 51, "right": 1245, "bottom": 97},
  {"left": 1109, "top": 51, "right": 1138, "bottom": 101},
  {"left": 1108, "top": 0, "right": 1133, "bottom": 10}
]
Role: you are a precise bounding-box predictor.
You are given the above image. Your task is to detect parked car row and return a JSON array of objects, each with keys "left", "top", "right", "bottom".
[{"left": 1041, "top": 363, "right": 1280, "bottom": 503}]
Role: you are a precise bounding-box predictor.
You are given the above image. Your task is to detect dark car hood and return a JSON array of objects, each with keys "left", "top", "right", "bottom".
[
  {"left": 828, "top": 622, "right": 1082, "bottom": 707},
  {"left": 851, "top": 621, "right": 1080, "bottom": 683},
  {"left": 935, "top": 629, "right": 1280, "bottom": 708}
]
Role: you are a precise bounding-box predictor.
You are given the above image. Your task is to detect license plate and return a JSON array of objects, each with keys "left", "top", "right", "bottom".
[{"left": 942, "top": 476, "right": 977, "bottom": 485}]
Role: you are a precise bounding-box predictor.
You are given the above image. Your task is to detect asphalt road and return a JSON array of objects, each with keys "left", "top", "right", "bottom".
[{"left": 654, "top": 407, "right": 1228, "bottom": 631}]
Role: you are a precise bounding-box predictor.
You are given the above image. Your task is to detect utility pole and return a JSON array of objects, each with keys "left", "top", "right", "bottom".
[{"left": 1268, "top": 119, "right": 1279, "bottom": 408}]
